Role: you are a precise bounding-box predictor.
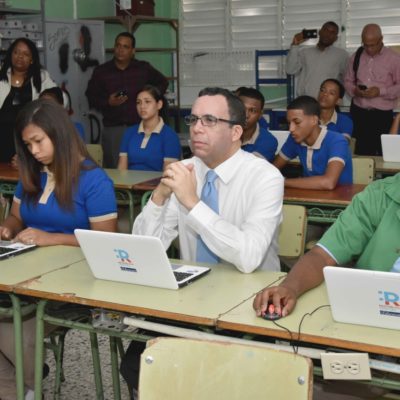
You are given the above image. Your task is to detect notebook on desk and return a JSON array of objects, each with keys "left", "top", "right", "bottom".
[
  {"left": 381, "top": 134, "right": 400, "bottom": 162},
  {"left": 0, "top": 241, "right": 36, "bottom": 260},
  {"left": 323, "top": 266, "right": 400, "bottom": 330},
  {"left": 74, "top": 229, "right": 210, "bottom": 290}
]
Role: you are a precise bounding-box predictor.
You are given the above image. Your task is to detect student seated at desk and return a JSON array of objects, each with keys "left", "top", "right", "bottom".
[
  {"left": 389, "top": 113, "right": 400, "bottom": 134},
  {"left": 117, "top": 84, "right": 181, "bottom": 171},
  {"left": 253, "top": 173, "right": 400, "bottom": 400},
  {"left": 39, "top": 86, "right": 85, "bottom": 140},
  {"left": 0, "top": 99, "right": 117, "bottom": 400},
  {"left": 318, "top": 78, "right": 353, "bottom": 142},
  {"left": 274, "top": 95, "right": 352, "bottom": 190},
  {"left": 235, "top": 86, "right": 277, "bottom": 162}
]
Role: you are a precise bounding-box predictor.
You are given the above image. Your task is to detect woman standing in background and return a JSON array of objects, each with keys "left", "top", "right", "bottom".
[{"left": 0, "top": 37, "right": 56, "bottom": 163}]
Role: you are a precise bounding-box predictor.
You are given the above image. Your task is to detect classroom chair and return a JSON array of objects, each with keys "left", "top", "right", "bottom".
[
  {"left": 139, "top": 337, "right": 313, "bottom": 400},
  {"left": 86, "top": 144, "right": 103, "bottom": 166},
  {"left": 0, "top": 194, "right": 9, "bottom": 223},
  {"left": 278, "top": 204, "right": 307, "bottom": 261},
  {"left": 352, "top": 157, "right": 375, "bottom": 184},
  {"left": 350, "top": 137, "right": 356, "bottom": 155}
]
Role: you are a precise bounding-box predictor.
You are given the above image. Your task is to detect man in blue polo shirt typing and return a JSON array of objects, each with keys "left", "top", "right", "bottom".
[{"left": 274, "top": 95, "right": 352, "bottom": 190}]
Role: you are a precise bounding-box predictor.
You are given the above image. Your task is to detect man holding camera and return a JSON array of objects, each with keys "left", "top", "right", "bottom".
[
  {"left": 344, "top": 23, "right": 400, "bottom": 156},
  {"left": 286, "top": 21, "right": 348, "bottom": 99},
  {"left": 86, "top": 32, "right": 168, "bottom": 167}
]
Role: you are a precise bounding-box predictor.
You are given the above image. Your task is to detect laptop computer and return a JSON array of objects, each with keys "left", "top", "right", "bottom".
[
  {"left": 74, "top": 229, "right": 211, "bottom": 290},
  {"left": 323, "top": 266, "right": 400, "bottom": 330},
  {"left": 381, "top": 134, "right": 400, "bottom": 162},
  {"left": 0, "top": 240, "right": 36, "bottom": 260}
]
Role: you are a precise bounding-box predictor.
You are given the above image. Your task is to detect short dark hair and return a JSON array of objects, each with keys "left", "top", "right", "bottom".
[
  {"left": 198, "top": 87, "right": 246, "bottom": 127},
  {"left": 14, "top": 99, "right": 92, "bottom": 209},
  {"left": 235, "top": 86, "right": 265, "bottom": 110},
  {"left": 40, "top": 87, "right": 64, "bottom": 105},
  {"left": 322, "top": 21, "right": 339, "bottom": 33},
  {"left": 287, "top": 95, "right": 320, "bottom": 116},
  {"left": 115, "top": 32, "right": 136, "bottom": 48},
  {"left": 320, "top": 78, "right": 345, "bottom": 99}
]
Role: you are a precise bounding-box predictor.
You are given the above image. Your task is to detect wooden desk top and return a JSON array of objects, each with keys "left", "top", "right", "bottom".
[
  {"left": 104, "top": 169, "right": 162, "bottom": 190},
  {"left": 218, "top": 279, "right": 400, "bottom": 357},
  {"left": 0, "top": 163, "right": 18, "bottom": 182},
  {"left": 0, "top": 246, "right": 84, "bottom": 292},
  {"left": 284, "top": 184, "right": 366, "bottom": 206},
  {"left": 132, "top": 177, "right": 161, "bottom": 191},
  {"left": 15, "top": 261, "right": 284, "bottom": 327}
]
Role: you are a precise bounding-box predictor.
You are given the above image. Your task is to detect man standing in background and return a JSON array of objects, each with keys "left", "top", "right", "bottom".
[
  {"left": 344, "top": 23, "right": 400, "bottom": 155},
  {"left": 286, "top": 21, "right": 348, "bottom": 99},
  {"left": 86, "top": 32, "right": 168, "bottom": 167}
]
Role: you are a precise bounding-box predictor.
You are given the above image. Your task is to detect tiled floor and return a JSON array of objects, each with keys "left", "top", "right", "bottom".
[
  {"left": 42, "top": 206, "right": 133, "bottom": 399},
  {"left": 43, "top": 330, "right": 131, "bottom": 399}
]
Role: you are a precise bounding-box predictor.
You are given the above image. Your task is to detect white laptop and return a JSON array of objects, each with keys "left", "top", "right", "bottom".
[
  {"left": 381, "top": 134, "right": 400, "bottom": 162},
  {"left": 0, "top": 240, "right": 36, "bottom": 260},
  {"left": 323, "top": 266, "right": 400, "bottom": 330},
  {"left": 74, "top": 229, "right": 210, "bottom": 290},
  {"left": 269, "top": 130, "right": 290, "bottom": 154}
]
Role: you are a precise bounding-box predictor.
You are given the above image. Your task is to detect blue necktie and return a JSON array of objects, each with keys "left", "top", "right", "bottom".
[{"left": 196, "top": 170, "right": 219, "bottom": 263}]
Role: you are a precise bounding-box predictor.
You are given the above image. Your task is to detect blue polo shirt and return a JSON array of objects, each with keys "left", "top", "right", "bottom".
[
  {"left": 14, "top": 163, "right": 117, "bottom": 233},
  {"left": 120, "top": 119, "right": 181, "bottom": 171},
  {"left": 241, "top": 124, "right": 278, "bottom": 162},
  {"left": 322, "top": 110, "right": 353, "bottom": 141},
  {"left": 280, "top": 127, "right": 353, "bottom": 184}
]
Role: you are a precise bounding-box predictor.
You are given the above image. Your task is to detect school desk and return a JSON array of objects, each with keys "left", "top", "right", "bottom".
[
  {"left": 217, "top": 276, "right": 400, "bottom": 390},
  {"left": 0, "top": 246, "right": 85, "bottom": 400},
  {"left": 104, "top": 169, "right": 162, "bottom": 230},
  {"left": 14, "top": 260, "right": 284, "bottom": 400},
  {"left": 284, "top": 184, "right": 366, "bottom": 223}
]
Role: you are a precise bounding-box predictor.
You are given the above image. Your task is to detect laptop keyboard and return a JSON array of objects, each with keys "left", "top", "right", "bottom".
[
  {"left": 173, "top": 271, "right": 193, "bottom": 281},
  {"left": 0, "top": 247, "right": 14, "bottom": 255}
]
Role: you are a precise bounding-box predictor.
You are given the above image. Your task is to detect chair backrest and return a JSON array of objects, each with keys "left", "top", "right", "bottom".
[
  {"left": 86, "top": 144, "right": 103, "bottom": 166},
  {"left": 278, "top": 204, "right": 307, "bottom": 258},
  {"left": 352, "top": 157, "right": 374, "bottom": 184},
  {"left": 139, "top": 337, "right": 313, "bottom": 400},
  {"left": 0, "top": 194, "right": 9, "bottom": 224},
  {"left": 349, "top": 137, "right": 356, "bottom": 155},
  {"left": 269, "top": 130, "right": 290, "bottom": 154}
]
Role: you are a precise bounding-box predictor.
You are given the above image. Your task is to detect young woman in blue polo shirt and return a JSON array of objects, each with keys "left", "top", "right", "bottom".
[
  {"left": 0, "top": 99, "right": 117, "bottom": 245},
  {"left": 318, "top": 78, "right": 353, "bottom": 142},
  {"left": 118, "top": 84, "right": 181, "bottom": 171},
  {"left": 0, "top": 99, "right": 117, "bottom": 399}
]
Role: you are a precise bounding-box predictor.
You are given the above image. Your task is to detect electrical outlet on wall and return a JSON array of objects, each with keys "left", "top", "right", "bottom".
[{"left": 321, "top": 353, "right": 372, "bottom": 380}]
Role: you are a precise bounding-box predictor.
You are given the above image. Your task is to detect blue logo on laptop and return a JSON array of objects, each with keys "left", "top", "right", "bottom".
[
  {"left": 114, "top": 248, "right": 137, "bottom": 272},
  {"left": 378, "top": 290, "right": 400, "bottom": 317}
]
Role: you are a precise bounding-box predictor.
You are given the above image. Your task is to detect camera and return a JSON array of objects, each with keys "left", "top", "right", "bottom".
[
  {"left": 117, "top": 89, "right": 128, "bottom": 97},
  {"left": 302, "top": 29, "right": 318, "bottom": 39},
  {"left": 357, "top": 84, "right": 367, "bottom": 91}
]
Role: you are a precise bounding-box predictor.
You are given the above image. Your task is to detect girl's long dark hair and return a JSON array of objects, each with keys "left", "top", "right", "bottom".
[
  {"left": 0, "top": 38, "right": 43, "bottom": 93},
  {"left": 14, "top": 99, "right": 94, "bottom": 209}
]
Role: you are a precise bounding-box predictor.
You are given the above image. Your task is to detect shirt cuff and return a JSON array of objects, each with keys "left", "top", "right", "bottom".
[
  {"left": 316, "top": 243, "right": 339, "bottom": 264},
  {"left": 186, "top": 200, "right": 218, "bottom": 233},
  {"left": 379, "top": 87, "right": 387, "bottom": 97}
]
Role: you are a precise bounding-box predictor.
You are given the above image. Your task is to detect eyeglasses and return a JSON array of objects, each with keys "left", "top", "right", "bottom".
[{"left": 184, "top": 114, "right": 240, "bottom": 127}]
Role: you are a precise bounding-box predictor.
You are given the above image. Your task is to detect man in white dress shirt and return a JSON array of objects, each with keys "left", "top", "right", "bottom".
[
  {"left": 121, "top": 87, "right": 284, "bottom": 398},
  {"left": 133, "top": 86, "right": 284, "bottom": 273}
]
